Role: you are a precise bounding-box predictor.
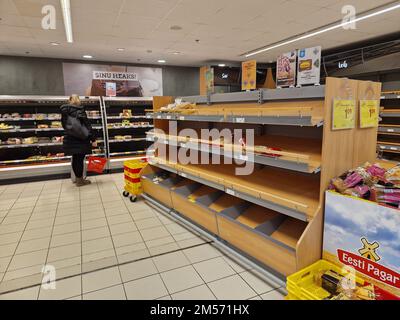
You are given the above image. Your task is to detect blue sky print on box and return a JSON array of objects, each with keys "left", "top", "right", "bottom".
[{"left": 324, "top": 191, "right": 400, "bottom": 274}]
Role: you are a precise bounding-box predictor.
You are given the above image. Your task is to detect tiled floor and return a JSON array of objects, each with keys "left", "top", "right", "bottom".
[{"left": 0, "top": 174, "right": 286, "bottom": 300}]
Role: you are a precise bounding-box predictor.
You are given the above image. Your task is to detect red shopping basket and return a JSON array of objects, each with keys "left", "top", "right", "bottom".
[{"left": 87, "top": 156, "right": 107, "bottom": 174}]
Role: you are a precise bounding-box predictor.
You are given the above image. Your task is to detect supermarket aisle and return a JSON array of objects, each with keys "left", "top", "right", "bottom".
[{"left": 0, "top": 174, "right": 286, "bottom": 300}]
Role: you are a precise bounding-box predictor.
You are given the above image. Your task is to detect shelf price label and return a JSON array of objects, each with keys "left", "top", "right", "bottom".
[
  {"left": 332, "top": 99, "right": 356, "bottom": 131},
  {"left": 360, "top": 100, "right": 380, "bottom": 129}
]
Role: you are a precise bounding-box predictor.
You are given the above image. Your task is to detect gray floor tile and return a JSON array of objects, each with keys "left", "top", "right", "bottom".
[
  {"left": 183, "top": 244, "right": 221, "bottom": 264},
  {"left": 261, "top": 289, "right": 286, "bottom": 300},
  {"left": 171, "top": 285, "right": 216, "bottom": 300},
  {"left": 193, "top": 257, "right": 236, "bottom": 283},
  {"left": 208, "top": 275, "right": 257, "bottom": 300},
  {"left": 119, "top": 259, "right": 158, "bottom": 283},
  {"left": 152, "top": 251, "right": 190, "bottom": 273},
  {"left": 0, "top": 286, "right": 39, "bottom": 300},
  {"left": 83, "top": 284, "right": 126, "bottom": 300},
  {"left": 124, "top": 274, "right": 168, "bottom": 300},
  {"left": 239, "top": 270, "right": 281, "bottom": 295},
  {"left": 39, "top": 276, "right": 81, "bottom": 300},
  {"left": 8, "top": 250, "right": 48, "bottom": 271},
  {"left": 160, "top": 265, "right": 204, "bottom": 294},
  {"left": 82, "top": 267, "right": 122, "bottom": 294}
]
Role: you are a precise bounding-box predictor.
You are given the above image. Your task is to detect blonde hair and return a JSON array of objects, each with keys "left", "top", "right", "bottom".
[{"left": 69, "top": 95, "right": 81, "bottom": 106}]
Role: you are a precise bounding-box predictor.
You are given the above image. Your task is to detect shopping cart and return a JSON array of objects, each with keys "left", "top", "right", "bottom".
[{"left": 122, "top": 158, "right": 148, "bottom": 202}]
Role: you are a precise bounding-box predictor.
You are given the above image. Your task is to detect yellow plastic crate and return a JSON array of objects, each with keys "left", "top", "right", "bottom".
[
  {"left": 123, "top": 159, "right": 148, "bottom": 201},
  {"left": 287, "top": 260, "right": 365, "bottom": 300},
  {"left": 124, "top": 159, "right": 148, "bottom": 179}
]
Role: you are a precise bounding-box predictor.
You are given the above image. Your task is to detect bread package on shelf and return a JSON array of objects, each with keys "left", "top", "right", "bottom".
[
  {"left": 0, "top": 123, "right": 15, "bottom": 130},
  {"left": 7, "top": 138, "right": 22, "bottom": 145},
  {"left": 120, "top": 109, "right": 133, "bottom": 118},
  {"left": 22, "top": 137, "right": 38, "bottom": 145},
  {"left": 329, "top": 162, "right": 400, "bottom": 209},
  {"left": 50, "top": 121, "right": 62, "bottom": 128}
]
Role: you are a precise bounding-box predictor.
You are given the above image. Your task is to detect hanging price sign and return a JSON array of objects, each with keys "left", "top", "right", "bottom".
[
  {"left": 360, "top": 100, "right": 380, "bottom": 128},
  {"left": 332, "top": 99, "right": 356, "bottom": 130}
]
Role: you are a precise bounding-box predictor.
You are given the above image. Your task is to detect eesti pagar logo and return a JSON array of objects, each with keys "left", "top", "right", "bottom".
[{"left": 358, "top": 237, "right": 381, "bottom": 263}]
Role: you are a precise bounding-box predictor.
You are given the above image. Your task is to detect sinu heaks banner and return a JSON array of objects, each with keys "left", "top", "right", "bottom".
[
  {"left": 297, "top": 46, "right": 321, "bottom": 86},
  {"left": 63, "top": 63, "right": 163, "bottom": 97}
]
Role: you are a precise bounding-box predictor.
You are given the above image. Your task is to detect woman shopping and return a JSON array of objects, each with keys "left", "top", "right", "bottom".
[{"left": 61, "top": 95, "right": 97, "bottom": 187}]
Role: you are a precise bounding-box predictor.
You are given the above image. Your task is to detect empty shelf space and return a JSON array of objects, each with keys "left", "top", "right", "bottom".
[
  {"left": 149, "top": 158, "right": 320, "bottom": 220},
  {"left": 153, "top": 100, "right": 324, "bottom": 126},
  {"left": 149, "top": 133, "right": 322, "bottom": 173}
]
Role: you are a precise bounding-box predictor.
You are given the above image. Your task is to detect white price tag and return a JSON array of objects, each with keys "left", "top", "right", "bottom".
[
  {"left": 388, "top": 129, "right": 395, "bottom": 133},
  {"left": 226, "top": 189, "right": 236, "bottom": 196},
  {"left": 180, "top": 173, "right": 187, "bottom": 178},
  {"left": 157, "top": 115, "right": 162, "bottom": 119},
  {"left": 181, "top": 143, "right": 187, "bottom": 148},
  {"left": 390, "top": 147, "right": 397, "bottom": 151},
  {"left": 236, "top": 118, "right": 245, "bottom": 123},
  {"left": 238, "top": 154, "right": 248, "bottom": 161},
  {"left": 179, "top": 116, "right": 185, "bottom": 121},
  {"left": 381, "top": 146, "right": 386, "bottom": 150},
  {"left": 166, "top": 116, "right": 172, "bottom": 120}
]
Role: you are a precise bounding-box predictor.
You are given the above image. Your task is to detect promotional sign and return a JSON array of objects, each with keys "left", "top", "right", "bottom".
[
  {"left": 63, "top": 63, "right": 163, "bottom": 97},
  {"left": 242, "top": 60, "right": 257, "bottom": 91},
  {"left": 105, "top": 82, "right": 117, "bottom": 97},
  {"left": 297, "top": 46, "right": 321, "bottom": 86},
  {"left": 324, "top": 191, "right": 400, "bottom": 296},
  {"left": 332, "top": 99, "right": 356, "bottom": 130},
  {"left": 205, "top": 67, "right": 214, "bottom": 95},
  {"left": 360, "top": 100, "right": 380, "bottom": 128},
  {"left": 276, "top": 51, "right": 297, "bottom": 88}
]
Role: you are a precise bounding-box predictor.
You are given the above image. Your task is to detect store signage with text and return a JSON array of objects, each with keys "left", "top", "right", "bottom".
[
  {"left": 93, "top": 71, "right": 138, "bottom": 81},
  {"left": 338, "top": 249, "right": 400, "bottom": 289},
  {"left": 276, "top": 51, "right": 297, "bottom": 88},
  {"left": 242, "top": 60, "right": 257, "bottom": 91},
  {"left": 297, "top": 46, "right": 321, "bottom": 86}
]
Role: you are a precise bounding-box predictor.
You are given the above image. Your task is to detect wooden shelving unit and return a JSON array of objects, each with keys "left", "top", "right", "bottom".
[
  {"left": 378, "top": 92, "right": 400, "bottom": 160},
  {"left": 141, "top": 78, "right": 381, "bottom": 277}
]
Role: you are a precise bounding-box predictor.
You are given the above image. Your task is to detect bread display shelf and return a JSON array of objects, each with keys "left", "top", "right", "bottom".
[
  {"left": 381, "top": 109, "right": 400, "bottom": 117},
  {"left": 0, "top": 128, "right": 64, "bottom": 133},
  {"left": 378, "top": 125, "right": 400, "bottom": 135},
  {"left": 378, "top": 141, "right": 400, "bottom": 153},
  {"left": 381, "top": 93, "right": 400, "bottom": 100},
  {"left": 149, "top": 157, "right": 319, "bottom": 221},
  {"left": 141, "top": 166, "right": 309, "bottom": 276},
  {"left": 142, "top": 78, "right": 382, "bottom": 277},
  {"left": 148, "top": 132, "right": 321, "bottom": 173},
  {"left": 0, "top": 142, "right": 63, "bottom": 149}
]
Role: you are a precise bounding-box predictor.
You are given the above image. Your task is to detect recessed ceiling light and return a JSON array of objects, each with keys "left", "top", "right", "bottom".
[
  {"left": 83, "top": 55, "right": 93, "bottom": 59},
  {"left": 158, "top": 60, "right": 166, "bottom": 64},
  {"left": 50, "top": 42, "right": 60, "bottom": 46},
  {"left": 170, "top": 25, "right": 183, "bottom": 31},
  {"left": 117, "top": 48, "right": 125, "bottom": 52},
  {"left": 172, "top": 51, "right": 181, "bottom": 55},
  {"left": 218, "top": 64, "right": 226, "bottom": 67}
]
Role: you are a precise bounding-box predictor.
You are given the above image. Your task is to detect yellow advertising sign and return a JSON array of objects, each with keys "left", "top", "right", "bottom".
[
  {"left": 360, "top": 100, "right": 380, "bottom": 129},
  {"left": 332, "top": 99, "right": 356, "bottom": 130},
  {"left": 242, "top": 60, "right": 257, "bottom": 91}
]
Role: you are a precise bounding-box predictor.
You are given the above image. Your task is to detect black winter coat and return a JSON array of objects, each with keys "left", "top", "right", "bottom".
[{"left": 60, "top": 104, "right": 94, "bottom": 155}]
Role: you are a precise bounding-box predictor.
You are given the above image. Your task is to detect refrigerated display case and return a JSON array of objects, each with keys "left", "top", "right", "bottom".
[
  {"left": 0, "top": 96, "right": 106, "bottom": 182},
  {"left": 102, "top": 97, "right": 154, "bottom": 170}
]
